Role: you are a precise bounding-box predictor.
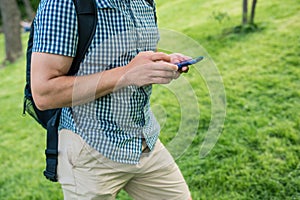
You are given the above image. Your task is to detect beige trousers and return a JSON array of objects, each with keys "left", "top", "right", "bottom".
[{"left": 57, "top": 129, "right": 190, "bottom": 200}]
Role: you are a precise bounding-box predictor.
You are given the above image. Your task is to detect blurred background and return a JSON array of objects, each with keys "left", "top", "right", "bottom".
[{"left": 0, "top": 0, "right": 299, "bottom": 199}]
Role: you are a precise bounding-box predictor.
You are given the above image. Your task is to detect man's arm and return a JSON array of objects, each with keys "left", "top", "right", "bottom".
[{"left": 31, "top": 51, "right": 179, "bottom": 110}]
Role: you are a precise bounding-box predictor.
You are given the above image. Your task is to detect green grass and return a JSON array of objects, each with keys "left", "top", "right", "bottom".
[{"left": 1, "top": 0, "right": 300, "bottom": 199}]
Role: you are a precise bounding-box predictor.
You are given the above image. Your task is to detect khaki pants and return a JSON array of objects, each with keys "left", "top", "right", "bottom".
[{"left": 57, "top": 129, "right": 190, "bottom": 200}]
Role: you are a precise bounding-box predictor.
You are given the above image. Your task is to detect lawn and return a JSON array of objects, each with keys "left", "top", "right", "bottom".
[{"left": 0, "top": 0, "right": 300, "bottom": 199}]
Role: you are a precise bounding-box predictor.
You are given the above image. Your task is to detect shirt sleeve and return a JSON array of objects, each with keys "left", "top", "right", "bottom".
[{"left": 32, "top": 0, "right": 78, "bottom": 57}]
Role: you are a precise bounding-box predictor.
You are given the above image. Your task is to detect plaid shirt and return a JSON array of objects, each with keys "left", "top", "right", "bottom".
[{"left": 33, "top": 0, "right": 160, "bottom": 164}]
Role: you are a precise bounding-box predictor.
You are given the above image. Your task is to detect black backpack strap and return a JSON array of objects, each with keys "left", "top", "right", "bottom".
[
  {"left": 43, "top": 0, "right": 97, "bottom": 182},
  {"left": 43, "top": 110, "right": 61, "bottom": 181},
  {"left": 68, "top": 0, "right": 98, "bottom": 75}
]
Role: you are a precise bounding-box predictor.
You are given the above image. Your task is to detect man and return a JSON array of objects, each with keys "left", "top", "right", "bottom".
[{"left": 31, "top": 0, "right": 192, "bottom": 199}]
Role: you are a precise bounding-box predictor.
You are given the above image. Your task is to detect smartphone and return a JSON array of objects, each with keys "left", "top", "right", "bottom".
[{"left": 176, "top": 56, "right": 204, "bottom": 70}]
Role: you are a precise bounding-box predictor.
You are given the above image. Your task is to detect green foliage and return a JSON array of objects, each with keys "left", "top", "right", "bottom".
[
  {"left": 1, "top": 0, "right": 300, "bottom": 199},
  {"left": 17, "top": 0, "right": 38, "bottom": 19},
  {"left": 211, "top": 11, "right": 230, "bottom": 24}
]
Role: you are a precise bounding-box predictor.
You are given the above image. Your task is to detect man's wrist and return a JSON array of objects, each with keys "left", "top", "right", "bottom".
[{"left": 112, "top": 66, "right": 132, "bottom": 90}]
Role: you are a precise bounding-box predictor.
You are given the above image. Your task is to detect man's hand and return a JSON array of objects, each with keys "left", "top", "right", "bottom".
[
  {"left": 122, "top": 51, "right": 180, "bottom": 87},
  {"left": 169, "top": 53, "right": 192, "bottom": 73}
]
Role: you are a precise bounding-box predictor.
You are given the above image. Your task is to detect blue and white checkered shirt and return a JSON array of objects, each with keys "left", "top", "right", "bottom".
[{"left": 33, "top": 0, "right": 160, "bottom": 164}]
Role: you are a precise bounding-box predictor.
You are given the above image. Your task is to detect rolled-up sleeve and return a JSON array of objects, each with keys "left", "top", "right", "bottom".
[{"left": 33, "top": 0, "right": 78, "bottom": 57}]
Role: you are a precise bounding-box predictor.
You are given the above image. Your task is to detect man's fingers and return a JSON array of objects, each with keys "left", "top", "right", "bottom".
[
  {"left": 152, "top": 61, "right": 178, "bottom": 71},
  {"left": 151, "top": 52, "right": 171, "bottom": 63},
  {"left": 170, "top": 53, "right": 192, "bottom": 64},
  {"left": 148, "top": 68, "right": 179, "bottom": 79},
  {"left": 179, "top": 66, "right": 189, "bottom": 73}
]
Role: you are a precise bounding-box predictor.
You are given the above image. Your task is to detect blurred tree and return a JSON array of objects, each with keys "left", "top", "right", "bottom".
[
  {"left": 242, "top": 0, "right": 258, "bottom": 26},
  {"left": 250, "top": 0, "right": 258, "bottom": 24},
  {"left": 22, "top": 0, "right": 35, "bottom": 21},
  {"left": 242, "top": 0, "right": 248, "bottom": 25},
  {"left": 0, "top": 0, "right": 23, "bottom": 63}
]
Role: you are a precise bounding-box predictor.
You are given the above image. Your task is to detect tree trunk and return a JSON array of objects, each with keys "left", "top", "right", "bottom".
[
  {"left": 23, "top": 0, "right": 35, "bottom": 21},
  {"left": 0, "top": 0, "right": 23, "bottom": 63},
  {"left": 250, "top": 0, "right": 258, "bottom": 24},
  {"left": 242, "top": 0, "right": 248, "bottom": 25}
]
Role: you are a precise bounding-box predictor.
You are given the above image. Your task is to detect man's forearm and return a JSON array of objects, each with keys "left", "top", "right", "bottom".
[
  {"left": 32, "top": 66, "right": 128, "bottom": 110},
  {"left": 31, "top": 51, "right": 180, "bottom": 110}
]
